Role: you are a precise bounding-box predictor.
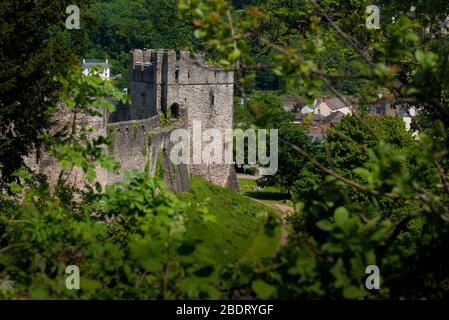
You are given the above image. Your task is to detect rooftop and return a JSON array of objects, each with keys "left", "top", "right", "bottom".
[
  {"left": 82, "top": 59, "right": 110, "bottom": 69},
  {"left": 316, "top": 96, "right": 348, "bottom": 110}
]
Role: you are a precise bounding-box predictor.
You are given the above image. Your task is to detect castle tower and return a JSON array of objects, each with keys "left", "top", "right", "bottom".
[
  {"left": 117, "top": 49, "right": 238, "bottom": 190},
  {"left": 127, "top": 49, "right": 234, "bottom": 123},
  {"left": 27, "top": 49, "right": 239, "bottom": 192}
]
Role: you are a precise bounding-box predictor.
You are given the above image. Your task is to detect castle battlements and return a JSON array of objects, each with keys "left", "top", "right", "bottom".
[{"left": 112, "top": 49, "right": 234, "bottom": 126}]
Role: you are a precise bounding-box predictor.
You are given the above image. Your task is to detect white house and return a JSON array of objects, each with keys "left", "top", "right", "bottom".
[
  {"left": 300, "top": 105, "right": 314, "bottom": 114},
  {"left": 401, "top": 106, "right": 416, "bottom": 130},
  {"left": 313, "top": 97, "right": 352, "bottom": 117},
  {"left": 296, "top": 95, "right": 417, "bottom": 132},
  {"left": 82, "top": 59, "right": 111, "bottom": 80}
]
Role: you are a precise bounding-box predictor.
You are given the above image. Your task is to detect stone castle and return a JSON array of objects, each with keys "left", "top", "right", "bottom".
[{"left": 29, "top": 49, "right": 240, "bottom": 191}]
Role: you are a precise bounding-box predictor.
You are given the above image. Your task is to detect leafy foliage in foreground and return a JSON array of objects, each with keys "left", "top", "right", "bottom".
[
  {"left": 0, "top": 170, "right": 217, "bottom": 299},
  {"left": 0, "top": 69, "right": 279, "bottom": 299},
  {"left": 0, "top": 0, "right": 93, "bottom": 187},
  {"left": 2, "top": 0, "right": 449, "bottom": 300},
  {"left": 178, "top": 0, "right": 449, "bottom": 299}
]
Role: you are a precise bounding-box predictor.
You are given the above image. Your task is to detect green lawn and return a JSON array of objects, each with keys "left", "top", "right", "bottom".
[
  {"left": 238, "top": 178, "right": 291, "bottom": 206},
  {"left": 180, "top": 176, "right": 281, "bottom": 265}
]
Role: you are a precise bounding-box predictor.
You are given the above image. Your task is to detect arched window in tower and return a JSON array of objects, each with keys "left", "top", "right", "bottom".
[
  {"left": 209, "top": 90, "right": 215, "bottom": 107},
  {"left": 175, "top": 66, "right": 179, "bottom": 83}
]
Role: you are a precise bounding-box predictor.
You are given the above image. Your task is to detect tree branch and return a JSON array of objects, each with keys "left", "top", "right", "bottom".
[{"left": 280, "top": 137, "right": 399, "bottom": 199}]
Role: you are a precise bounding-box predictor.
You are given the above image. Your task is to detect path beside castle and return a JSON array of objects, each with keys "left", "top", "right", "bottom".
[{"left": 246, "top": 197, "right": 293, "bottom": 253}]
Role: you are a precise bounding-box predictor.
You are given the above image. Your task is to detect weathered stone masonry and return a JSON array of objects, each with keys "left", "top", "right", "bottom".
[{"left": 30, "top": 49, "right": 240, "bottom": 191}]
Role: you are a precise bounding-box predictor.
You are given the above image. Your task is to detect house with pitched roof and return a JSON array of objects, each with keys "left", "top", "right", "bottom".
[
  {"left": 313, "top": 96, "right": 352, "bottom": 117},
  {"left": 82, "top": 59, "right": 111, "bottom": 80},
  {"left": 370, "top": 97, "right": 416, "bottom": 130}
]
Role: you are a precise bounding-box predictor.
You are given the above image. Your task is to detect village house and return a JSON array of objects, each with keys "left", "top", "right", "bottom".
[
  {"left": 82, "top": 59, "right": 111, "bottom": 80},
  {"left": 294, "top": 95, "right": 417, "bottom": 138},
  {"left": 313, "top": 96, "right": 352, "bottom": 117}
]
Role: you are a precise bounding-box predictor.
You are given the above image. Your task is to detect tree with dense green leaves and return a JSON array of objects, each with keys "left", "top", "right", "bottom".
[
  {"left": 80, "top": 0, "right": 194, "bottom": 88},
  {"left": 0, "top": 0, "right": 93, "bottom": 188},
  {"left": 179, "top": 0, "right": 449, "bottom": 299},
  {"left": 244, "top": 92, "right": 319, "bottom": 195},
  {"left": 0, "top": 68, "right": 224, "bottom": 300}
]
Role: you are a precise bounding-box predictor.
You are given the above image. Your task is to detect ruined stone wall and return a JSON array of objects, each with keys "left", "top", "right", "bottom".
[
  {"left": 28, "top": 49, "right": 239, "bottom": 192},
  {"left": 116, "top": 49, "right": 239, "bottom": 190},
  {"left": 127, "top": 49, "right": 159, "bottom": 119},
  {"left": 26, "top": 110, "right": 191, "bottom": 192},
  {"left": 25, "top": 107, "right": 109, "bottom": 189},
  {"left": 126, "top": 49, "right": 233, "bottom": 118},
  {"left": 104, "top": 115, "right": 190, "bottom": 191}
]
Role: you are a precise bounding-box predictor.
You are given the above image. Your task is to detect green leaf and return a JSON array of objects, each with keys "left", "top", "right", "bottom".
[
  {"left": 228, "top": 49, "right": 242, "bottom": 62},
  {"left": 203, "top": 213, "right": 217, "bottom": 223},
  {"left": 219, "top": 59, "right": 231, "bottom": 67},
  {"left": 415, "top": 50, "right": 438, "bottom": 70},
  {"left": 370, "top": 228, "right": 388, "bottom": 241},
  {"left": 343, "top": 285, "right": 367, "bottom": 299},
  {"left": 178, "top": 2, "right": 190, "bottom": 10},
  {"left": 194, "top": 8, "right": 204, "bottom": 18},
  {"left": 322, "top": 242, "right": 343, "bottom": 253},
  {"left": 178, "top": 240, "right": 198, "bottom": 256},
  {"left": 142, "top": 258, "right": 164, "bottom": 273},
  {"left": 316, "top": 220, "right": 334, "bottom": 231},
  {"left": 8, "top": 182, "right": 22, "bottom": 193},
  {"left": 194, "top": 29, "right": 206, "bottom": 39},
  {"left": 194, "top": 265, "right": 214, "bottom": 278},
  {"left": 334, "top": 207, "right": 349, "bottom": 227},
  {"left": 252, "top": 280, "right": 277, "bottom": 299}
]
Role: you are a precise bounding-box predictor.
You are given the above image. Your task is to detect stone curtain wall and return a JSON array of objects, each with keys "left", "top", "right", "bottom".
[
  {"left": 27, "top": 49, "right": 239, "bottom": 192},
  {"left": 104, "top": 115, "right": 190, "bottom": 192},
  {"left": 25, "top": 107, "right": 108, "bottom": 189}
]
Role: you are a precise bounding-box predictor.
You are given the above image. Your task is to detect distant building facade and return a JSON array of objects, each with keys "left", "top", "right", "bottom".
[
  {"left": 293, "top": 95, "right": 417, "bottom": 138},
  {"left": 370, "top": 97, "right": 416, "bottom": 130},
  {"left": 82, "top": 59, "right": 111, "bottom": 80},
  {"left": 313, "top": 96, "right": 352, "bottom": 117}
]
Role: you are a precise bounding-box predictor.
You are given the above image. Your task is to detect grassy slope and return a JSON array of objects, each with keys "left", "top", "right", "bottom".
[
  {"left": 239, "top": 178, "right": 291, "bottom": 205},
  {"left": 180, "top": 176, "right": 281, "bottom": 265}
]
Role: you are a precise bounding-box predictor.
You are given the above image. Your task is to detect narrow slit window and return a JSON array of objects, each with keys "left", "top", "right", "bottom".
[
  {"left": 141, "top": 93, "right": 146, "bottom": 108},
  {"left": 209, "top": 90, "right": 215, "bottom": 107}
]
